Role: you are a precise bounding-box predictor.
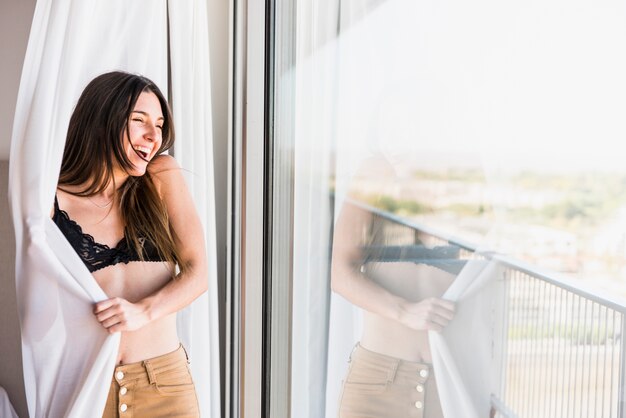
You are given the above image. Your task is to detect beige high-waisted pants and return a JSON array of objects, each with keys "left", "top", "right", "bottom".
[
  {"left": 338, "top": 343, "right": 444, "bottom": 418},
  {"left": 102, "top": 345, "right": 200, "bottom": 418}
]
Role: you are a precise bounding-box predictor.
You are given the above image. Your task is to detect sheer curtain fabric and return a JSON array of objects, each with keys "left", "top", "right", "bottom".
[{"left": 8, "top": 1, "right": 219, "bottom": 417}]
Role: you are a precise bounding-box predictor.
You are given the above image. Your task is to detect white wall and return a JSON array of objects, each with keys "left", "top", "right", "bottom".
[
  {"left": 0, "top": 0, "right": 34, "bottom": 160},
  {"left": 0, "top": 1, "right": 230, "bottom": 417},
  {"left": 0, "top": 161, "right": 26, "bottom": 418},
  {"left": 0, "top": 1, "right": 36, "bottom": 416}
]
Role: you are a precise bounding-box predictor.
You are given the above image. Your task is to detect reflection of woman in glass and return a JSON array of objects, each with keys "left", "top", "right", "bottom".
[
  {"left": 332, "top": 158, "right": 456, "bottom": 418},
  {"left": 53, "top": 72, "right": 207, "bottom": 417}
]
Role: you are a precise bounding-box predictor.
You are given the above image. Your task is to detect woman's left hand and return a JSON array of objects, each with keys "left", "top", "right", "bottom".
[{"left": 93, "top": 297, "right": 151, "bottom": 333}]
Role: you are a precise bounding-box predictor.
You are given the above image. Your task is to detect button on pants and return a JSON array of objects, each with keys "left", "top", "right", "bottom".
[
  {"left": 102, "top": 344, "right": 200, "bottom": 418},
  {"left": 338, "top": 343, "right": 443, "bottom": 418}
]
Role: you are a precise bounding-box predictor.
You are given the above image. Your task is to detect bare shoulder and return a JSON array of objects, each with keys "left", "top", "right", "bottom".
[
  {"left": 148, "top": 154, "right": 183, "bottom": 183},
  {"left": 147, "top": 154, "right": 180, "bottom": 174}
]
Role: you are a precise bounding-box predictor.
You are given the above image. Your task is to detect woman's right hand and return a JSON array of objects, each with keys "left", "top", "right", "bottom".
[
  {"left": 397, "top": 297, "right": 456, "bottom": 332},
  {"left": 94, "top": 297, "right": 151, "bottom": 333}
]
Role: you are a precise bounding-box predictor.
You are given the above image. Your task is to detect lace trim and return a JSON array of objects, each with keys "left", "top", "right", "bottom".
[
  {"left": 56, "top": 206, "right": 127, "bottom": 251},
  {"left": 53, "top": 198, "right": 165, "bottom": 272}
]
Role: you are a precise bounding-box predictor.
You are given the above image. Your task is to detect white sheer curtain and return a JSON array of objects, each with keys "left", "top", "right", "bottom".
[
  {"left": 0, "top": 387, "right": 18, "bottom": 418},
  {"left": 168, "top": 2, "right": 220, "bottom": 417},
  {"left": 8, "top": 1, "right": 219, "bottom": 417},
  {"left": 429, "top": 260, "right": 506, "bottom": 417},
  {"left": 290, "top": 3, "right": 339, "bottom": 417}
]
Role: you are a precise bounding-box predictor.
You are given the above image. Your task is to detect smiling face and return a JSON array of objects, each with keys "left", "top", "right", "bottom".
[
  {"left": 60, "top": 72, "right": 175, "bottom": 195},
  {"left": 121, "top": 91, "right": 165, "bottom": 177}
]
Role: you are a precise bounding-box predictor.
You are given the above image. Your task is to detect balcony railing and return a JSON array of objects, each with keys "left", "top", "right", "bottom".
[{"left": 348, "top": 198, "right": 626, "bottom": 418}]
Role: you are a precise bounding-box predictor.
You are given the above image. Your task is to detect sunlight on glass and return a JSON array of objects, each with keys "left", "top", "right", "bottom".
[{"left": 284, "top": 0, "right": 626, "bottom": 417}]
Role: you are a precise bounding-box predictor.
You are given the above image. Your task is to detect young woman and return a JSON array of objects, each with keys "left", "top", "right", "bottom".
[
  {"left": 331, "top": 157, "right": 456, "bottom": 418},
  {"left": 52, "top": 71, "right": 208, "bottom": 417}
]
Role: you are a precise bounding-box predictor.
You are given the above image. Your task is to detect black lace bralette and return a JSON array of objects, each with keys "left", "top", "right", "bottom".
[{"left": 52, "top": 195, "right": 166, "bottom": 272}]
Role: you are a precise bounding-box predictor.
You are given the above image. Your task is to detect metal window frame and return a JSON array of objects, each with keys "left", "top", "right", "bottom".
[
  {"left": 227, "top": 0, "right": 294, "bottom": 417},
  {"left": 264, "top": 0, "right": 297, "bottom": 416}
]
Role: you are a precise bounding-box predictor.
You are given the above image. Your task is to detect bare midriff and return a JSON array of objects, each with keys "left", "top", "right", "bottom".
[
  {"left": 359, "top": 262, "right": 455, "bottom": 363},
  {"left": 360, "top": 314, "right": 432, "bottom": 363},
  {"left": 93, "top": 260, "right": 179, "bottom": 365}
]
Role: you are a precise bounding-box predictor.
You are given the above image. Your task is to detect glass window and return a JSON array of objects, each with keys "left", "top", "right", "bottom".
[{"left": 268, "top": 1, "right": 626, "bottom": 417}]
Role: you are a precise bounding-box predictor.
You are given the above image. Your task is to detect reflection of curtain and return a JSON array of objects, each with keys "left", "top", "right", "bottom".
[
  {"left": 8, "top": 1, "right": 219, "bottom": 417},
  {"left": 429, "top": 260, "right": 505, "bottom": 418},
  {"left": 290, "top": 2, "right": 339, "bottom": 417}
]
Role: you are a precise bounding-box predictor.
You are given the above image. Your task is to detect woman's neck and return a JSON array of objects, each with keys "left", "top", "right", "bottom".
[{"left": 58, "top": 171, "right": 129, "bottom": 200}]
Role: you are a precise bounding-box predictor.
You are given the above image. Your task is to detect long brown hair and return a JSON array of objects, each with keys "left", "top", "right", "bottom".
[{"left": 59, "top": 71, "right": 180, "bottom": 267}]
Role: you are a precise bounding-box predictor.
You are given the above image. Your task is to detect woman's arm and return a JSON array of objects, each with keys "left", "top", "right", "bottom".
[
  {"left": 331, "top": 199, "right": 455, "bottom": 332},
  {"left": 94, "top": 154, "right": 208, "bottom": 333}
]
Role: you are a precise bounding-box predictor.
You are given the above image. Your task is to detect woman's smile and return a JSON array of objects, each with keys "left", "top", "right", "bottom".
[{"left": 124, "top": 91, "right": 164, "bottom": 176}]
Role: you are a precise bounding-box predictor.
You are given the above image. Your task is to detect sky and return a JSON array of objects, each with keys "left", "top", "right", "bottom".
[{"left": 321, "top": 0, "right": 626, "bottom": 174}]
